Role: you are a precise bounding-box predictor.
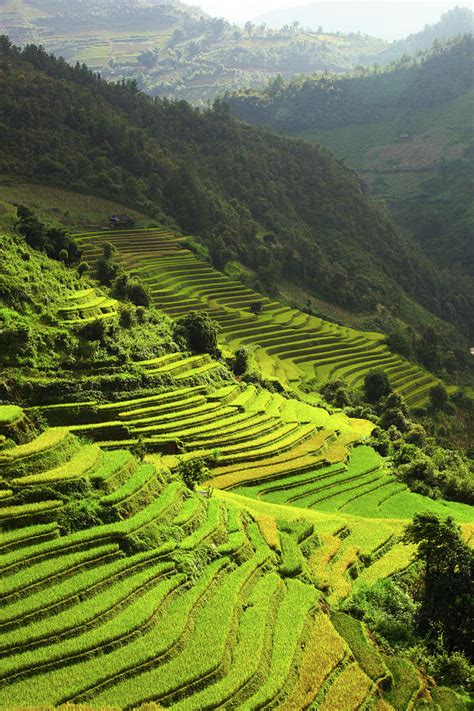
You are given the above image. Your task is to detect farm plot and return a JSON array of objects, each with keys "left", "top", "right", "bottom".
[
  {"left": 75, "top": 228, "right": 439, "bottom": 405},
  {"left": 0, "top": 416, "right": 468, "bottom": 708}
]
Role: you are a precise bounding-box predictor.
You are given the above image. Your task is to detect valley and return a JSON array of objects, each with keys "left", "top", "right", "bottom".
[{"left": 0, "top": 5, "right": 472, "bottom": 708}]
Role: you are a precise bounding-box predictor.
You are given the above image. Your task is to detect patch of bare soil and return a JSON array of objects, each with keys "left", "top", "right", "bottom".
[{"left": 364, "top": 129, "right": 467, "bottom": 171}]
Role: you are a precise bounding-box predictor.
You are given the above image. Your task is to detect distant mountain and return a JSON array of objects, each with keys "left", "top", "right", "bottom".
[
  {"left": 0, "top": 2, "right": 472, "bottom": 104},
  {"left": 253, "top": 2, "right": 467, "bottom": 41},
  {"left": 0, "top": 0, "right": 387, "bottom": 104},
  {"left": 362, "top": 5, "right": 474, "bottom": 64}
]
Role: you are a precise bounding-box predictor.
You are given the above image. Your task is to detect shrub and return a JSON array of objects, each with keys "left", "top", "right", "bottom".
[
  {"left": 78, "top": 262, "right": 90, "bottom": 279},
  {"left": 430, "top": 383, "right": 449, "bottom": 410},
  {"left": 176, "top": 457, "right": 210, "bottom": 490},
  {"left": 364, "top": 369, "right": 392, "bottom": 403},
  {"left": 343, "top": 579, "right": 417, "bottom": 644},
  {"left": 174, "top": 311, "right": 220, "bottom": 356},
  {"left": 96, "top": 243, "right": 120, "bottom": 286},
  {"left": 432, "top": 652, "right": 473, "bottom": 692},
  {"left": 233, "top": 347, "right": 250, "bottom": 376}
]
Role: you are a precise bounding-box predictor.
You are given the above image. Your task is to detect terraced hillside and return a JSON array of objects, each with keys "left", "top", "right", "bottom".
[
  {"left": 1, "top": 412, "right": 469, "bottom": 709},
  {"left": 77, "top": 228, "right": 440, "bottom": 406},
  {"left": 57, "top": 287, "right": 119, "bottom": 326}
]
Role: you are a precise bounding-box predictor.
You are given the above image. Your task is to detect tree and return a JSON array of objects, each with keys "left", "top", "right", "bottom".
[
  {"left": 404, "top": 513, "right": 473, "bottom": 655},
  {"left": 233, "top": 347, "right": 249, "bottom": 376},
  {"left": 430, "top": 383, "right": 449, "bottom": 410},
  {"left": 364, "top": 369, "right": 392, "bottom": 403},
  {"left": 78, "top": 262, "right": 90, "bottom": 279},
  {"left": 176, "top": 457, "right": 209, "bottom": 490},
  {"left": 250, "top": 301, "right": 263, "bottom": 315},
  {"left": 96, "top": 243, "right": 120, "bottom": 286},
  {"left": 174, "top": 311, "right": 219, "bottom": 356}
]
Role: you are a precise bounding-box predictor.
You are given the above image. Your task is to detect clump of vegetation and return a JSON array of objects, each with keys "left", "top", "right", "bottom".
[
  {"left": 174, "top": 311, "right": 220, "bottom": 357},
  {"left": 15, "top": 206, "right": 81, "bottom": 265},
  {"left": 233, "top": 347, "right": 250, "bottom": 376},
  {"left": 345, "top": 513, "right": 473, "bottom": 693},
  {"left": 176, "top": 457, "right": 210, "bottom": 491}
]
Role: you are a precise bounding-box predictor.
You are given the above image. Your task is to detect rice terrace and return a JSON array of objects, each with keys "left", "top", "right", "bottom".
[{"left": 0, "top": 6, "right": 473, "bottom": 710}]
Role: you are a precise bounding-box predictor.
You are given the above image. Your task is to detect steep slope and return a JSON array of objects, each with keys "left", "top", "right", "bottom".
[
  {"left": 228, "top": 36, "right": 474, "bottom": 337},
  {"left": 0, "top": 38, "right": 472, "bottom": 363},
  {"left": 0, "top": 229, "right": 472, "bottom": 708},
  {"left": 76, "top": 228, "right": 441, "bottom": 408}
]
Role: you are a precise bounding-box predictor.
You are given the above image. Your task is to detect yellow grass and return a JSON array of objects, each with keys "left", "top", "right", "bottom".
[
  {"left": 320, "top": 661, "right": 373, "bottom": 711},
  {"left": 281, "top": 612, "right": 347, "bottom": 710},
  {"left": 255, "top": 513, "right": 280, "bottom": 551}
]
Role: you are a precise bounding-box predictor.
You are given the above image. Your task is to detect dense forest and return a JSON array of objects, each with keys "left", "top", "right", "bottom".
[
  {"left": 227, "top": 35, "right": 474, "bottom": 328},
  {"left": 0, "top": 36, "right": 472, "bottom": 375},
  {"left": 227, "top": 35, "right": 473, "bottom": 131}
]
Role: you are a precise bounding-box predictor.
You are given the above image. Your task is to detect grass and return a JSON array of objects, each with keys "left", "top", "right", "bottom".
[
  {"left": 0, "top": 544, "right": 122, "bottom": 602},
  {"left": 171, "top": 574, "right": 282, "bottom": 711},
  {"left": 76, "top": 228, "right": 437, "bottom": 406},
  {"left": 0, "top": 182, "right": 146, "bottom": 234},
  {"left": 382, "top": 655, "right": 422, "bottom": 709},
  {"left": 11, "top": 444, "right": 102, "bottom": 486},
  {"left": 0, "top": 522, "right": 59, "bottom": 554},
  {"left": 278, "top": 531, "right": 304, "bottom": 577},
  {"left": 241, "top": 578, "right": 318, "bottom": 709},
  {"left": 319, "top": 661, "right": 373, "bottom": 710},
  {"left": 281, "top": 611, "right": 347, "bottom": 709},
  {"left": 292, "top": 90, "right": 474, "bottom": 170},
  {"left": 0, "top": 405, "right": 23, "bottom": 426},
  {"left": 0, "top": 549, "right": 166, "bottom": 628},
  {"left": 0, "top": 560, "right": 173, "bottom": 653},
  {"left": 100, "top": 462, "right": 159, "bottom": 508},
  {"left": 180, "top": 499, "right": 225, "bottom": 551},
  {"left": 0, "top": 429, "right": 79, "bottom": 476},
  {"left": 331, "top": 611, "right": 390, "bottom": 683},
  {"left": 0, "top": 573, "right": 183, "bottom": 692},
  {"left": 88, "top": 552, "right": 267, "bottom": 707}
]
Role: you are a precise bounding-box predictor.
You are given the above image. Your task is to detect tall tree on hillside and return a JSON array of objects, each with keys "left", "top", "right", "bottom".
[{"left": 404, "top": 513, "right": 473, "bottom": 656}]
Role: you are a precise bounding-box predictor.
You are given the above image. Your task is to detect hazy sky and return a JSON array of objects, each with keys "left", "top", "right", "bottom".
[{"left": 196, "top": 0, "right": 470, "bottom": 27}]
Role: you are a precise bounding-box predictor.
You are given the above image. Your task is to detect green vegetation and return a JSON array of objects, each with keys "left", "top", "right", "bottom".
[
  {"left": 0, "top": 38, "right": 472, "bottom": 357},
  {"left": 0, "top": 28, "right": 472, "bottom": 707},
  {"left": 229, "top": 35, "right": 474, "bottom": 345},
  {"left": 0, "top": 0, "right": 388, "bottom": 105}
]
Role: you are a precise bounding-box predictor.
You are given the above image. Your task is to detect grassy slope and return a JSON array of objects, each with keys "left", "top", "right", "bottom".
[
  {"left": 0, "top": 181, "right": 149, "bottom": 234},
  {"left": 0, "top": 232, "right": 472, "bottom": 708}
]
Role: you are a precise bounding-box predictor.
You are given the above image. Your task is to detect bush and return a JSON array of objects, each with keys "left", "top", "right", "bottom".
[
  {"left": 176, "top": 457, "right": 210, "bottom": 490},
  {"left": 233, "top": 347, "right": 250, "bottom": 375},
  {"left": 430, "top": 383, "right": 449, "bottom": 410},
  {"left": 432, "top": 652, "right": 473, "bottom": 692},
  {"left": 174, "top": 311, "right": 220, "bottom": 356},
  {"left": 364, "top": 369, "right": 392, "bottom": 404},
  {"left": 343, "top": 578, "right": 417, "bottom": 644}
]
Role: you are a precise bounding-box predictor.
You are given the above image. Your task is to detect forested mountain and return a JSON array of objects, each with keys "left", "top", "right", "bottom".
[
  {"left": 228, "top": 35, "right": 474, "bottom": 288},
  {"left": 362, "top": 6, "right": 474, "bottom": 65},
  {"left": 0, "top": 36, "right": 472, "bottom": 375},
  {"left": 1, "top": 1, "right": 471, "bottom": 104},
  {"left": 228, "top": 35, "right": 473, "bottom": 131}
]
